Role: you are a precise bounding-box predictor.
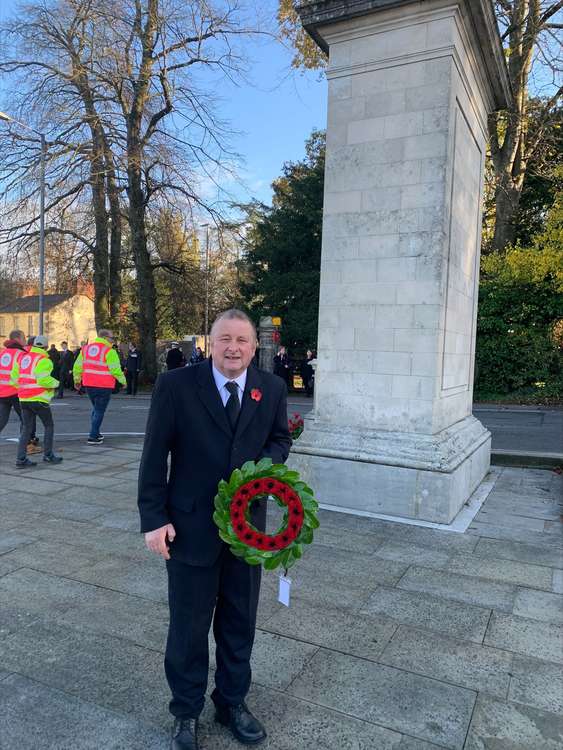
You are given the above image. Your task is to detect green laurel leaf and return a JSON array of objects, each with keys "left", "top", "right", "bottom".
[
  {"left": 255, "top": 457, "right": 273, "bottom": 473},
  {"left": 264, "top": 554, "right": 282, "bottom": 570},
  {"left": 304, "top": 509, "right": 320, "bottom": 529},
  {"left": 244, "top": 555, "right": 263, "bottom": 565}
]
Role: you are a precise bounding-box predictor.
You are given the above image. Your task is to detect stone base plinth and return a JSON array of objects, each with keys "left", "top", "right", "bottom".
[{"left": 289, "top": 416, "right": 491, "bottom": 524}]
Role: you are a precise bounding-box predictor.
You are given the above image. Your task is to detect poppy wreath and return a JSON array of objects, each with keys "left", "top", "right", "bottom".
[
  {"left": 213, "top": 457, "right": 319, "bottom": 572},
  {"left": 288, "top": 412, "right": 304, "bottom": 440}
]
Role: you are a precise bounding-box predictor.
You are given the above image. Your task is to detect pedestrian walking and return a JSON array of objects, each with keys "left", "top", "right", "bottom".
[
  {"left": 138, "top": 308, "right": 291, "bottom": 750},
  {"left": 56, "top": 341, "right": 74, "bottom": 398},
  {"left": 300, "top": 349, "right": 315, "bottom": 397},
  {"left": 48, "top": 343, "right": 61, "bottom": 380},
  {"left": 23, "top": 335, "right": 41, "bottom": 453},
  {"left": 13, "top": 334, "right": 63, "bottom": 468},
  {"left": 125, "top": 342, "right": 142, "bottom": 395},
  {"left": 273, "top": 345, "right": 291, "bottom": 391},
  {"left": 0, "top": 329, "right": 26, "bottom": 436},
  {"left": 72, "top": 328, "right": 126, "bottom": 445},
  {"left": 166, "top": 342, "right": 186, "bottom": 370}
]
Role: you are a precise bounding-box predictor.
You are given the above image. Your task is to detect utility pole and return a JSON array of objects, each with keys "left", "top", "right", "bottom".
[{"left": 202, "top": 224, "right": 210, "bottom": 356}]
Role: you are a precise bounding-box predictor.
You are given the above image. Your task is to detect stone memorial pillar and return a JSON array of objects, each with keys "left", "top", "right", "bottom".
[{"left": 290, "top": 0, "right": 511, "bottom": 523}]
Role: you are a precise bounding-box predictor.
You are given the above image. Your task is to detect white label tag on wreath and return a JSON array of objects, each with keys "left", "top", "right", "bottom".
[{"left": 278, "top": 575, "right": 291, "bottom": 607}]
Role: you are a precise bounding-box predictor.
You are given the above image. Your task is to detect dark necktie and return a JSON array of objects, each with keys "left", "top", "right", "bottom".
[{"left": 225, "top": 381, "right": 240, "bottom": 431}]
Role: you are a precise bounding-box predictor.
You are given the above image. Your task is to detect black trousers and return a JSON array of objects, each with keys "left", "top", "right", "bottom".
[
  {"left": 126, "top": 370, "right": 139, "bottom": 395},
  {"left": 165, "top": 547, "right": 261, "bottom": 719},
  {"left": 0, "top": 395, "right": 22, "bottom": 432}
]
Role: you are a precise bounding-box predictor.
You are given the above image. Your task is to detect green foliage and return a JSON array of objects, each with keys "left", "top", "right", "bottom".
[
  {"left": 277, "top": 0, "right": 327, "bottom": 71},
  {"left": 476, "top": 193, "right": 563, "bottom": 398},
  {"left": 240, "top": 130, "right": 325, "bottom": 350}
]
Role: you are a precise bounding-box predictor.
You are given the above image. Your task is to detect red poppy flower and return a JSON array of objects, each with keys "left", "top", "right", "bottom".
[{"left": 250, "top": 389, "right": 262, "bottom": 402}]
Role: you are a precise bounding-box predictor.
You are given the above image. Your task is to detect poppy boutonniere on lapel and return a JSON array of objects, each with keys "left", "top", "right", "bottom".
[{"left": 250, "top": 388, "right": 262, "bottom": 402}]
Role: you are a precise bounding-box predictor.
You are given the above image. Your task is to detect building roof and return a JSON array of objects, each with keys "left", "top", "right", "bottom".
[{"left": 0, "top": 293, "right": 73, "bottom": 314}]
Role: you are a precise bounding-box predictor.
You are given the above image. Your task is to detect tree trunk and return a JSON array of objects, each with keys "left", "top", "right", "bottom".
[
  {"left": 127, "top": 144, "right": 157, "bottom": 380},
  {"left": 90, "top": 150, "right": 110, "bottom": 329},
  {"left": 105, "top": 143, "right": 122, "bottom": 320},
  {"left": 492, "top": 178, "right": 522, "bottom": 251}
]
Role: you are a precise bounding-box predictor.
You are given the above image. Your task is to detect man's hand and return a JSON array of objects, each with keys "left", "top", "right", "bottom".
[
  {"left": 145, "top": 523, "right": 176, "bottom": 560},
  {"left": 74, "top": 381, "right": 81, "bottom": 391}
]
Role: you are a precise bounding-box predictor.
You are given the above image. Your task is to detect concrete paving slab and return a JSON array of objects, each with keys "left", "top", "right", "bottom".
[
  {"left": 508, "top": 655, "right": 563, "bottom": 715},
  {"left": 261, "top": 599, "right": 398, "bottom": 662},
  {"left": 397, "top": 566, "right": 519, "bottom": 612},
  {"left": 447, "top": 553, "right": 553, "bottom": 590},
  {"left": 513, "top": 588, "right": 563, "bottom": 625},
  {"left": 0, "top": 530, "right": 37, "bottom": 554},
  {"left": 69, "top": 555, "right": 167, "bottom": 602},
  {"left": 379, "top": 625, "right": 512, "bottom": 699},
  {"left": 0, "top": 618, "right": 169, "bottom": 726},
  {"left": 227, "top": 630, "right": 319, "bottom": 691},
  {"left": 287, "top": 648, "right": 476, "bottom": 749},
  {"left": 198, "top": 683, "right": 410, "bottom": 750},
  {"left": 0, "top": 507, "right": 47, "bottom": 532},
  {"left": 468, "top": 521, "right": 563, "bottom": 548},
  {"left": 312, "top": 524, "right": 386, "bottom": 554},
  {"left": 0, "top": 604, "right": 42, "bottom": 640},
  {"left": 464, "top": 694, "right": 563, "bottom": 750},
  {"left": 374, "top": 539, "right": 452, "bottom": 569},
  {"left": 485, "top": 611, "right": 563, "bottom": 664},
  {"left": 0, "top": 673, "right": 168, "bottom": 750},
  {"left": 0, "top": 540, "right": 112, "bottom": 577},
  {"left": 473, "top": 536, "right": 563, "bottom": 569},
  {"left": 473, "top": 509, "right": 547, "bottom": 532},
  {"left": 0, "top": 474, "right": 68, "bottom": 495},
  {"left": 0, "top": 568, "right": 168, "bottom": 650},
  {"left": 553, "top": 569, "right": 563, "bottom": 593},
  {"left": 482, "top": 494, "right": 562, "bottom": 521},
  {"left": 361, "top": 586, "right": 491, "bottom": 643},
  {"left": 94, "top": 509, "right": 141, "bottom": 531}
]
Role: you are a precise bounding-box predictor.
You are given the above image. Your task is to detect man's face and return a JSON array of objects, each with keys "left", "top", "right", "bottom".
[{"left": 210, "top": 318, "right": 256, "bottom": 379}]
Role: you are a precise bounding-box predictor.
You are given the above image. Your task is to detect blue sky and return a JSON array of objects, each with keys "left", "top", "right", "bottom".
[{"left": 0, "top": 0, "right": 328, "bottom": 209}]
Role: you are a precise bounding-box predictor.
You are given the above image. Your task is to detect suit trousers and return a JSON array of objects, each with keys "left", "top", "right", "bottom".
[{"left": 165, "top": 546, "right": 261, "bottom": 719}]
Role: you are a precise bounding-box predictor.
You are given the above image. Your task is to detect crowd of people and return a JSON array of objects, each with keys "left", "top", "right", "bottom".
[
  {"left": 1, "top": 328, "right": 316, "bottom": 469},
  {"left": 0, "top": 328, "right": 144, "bottom": 465}
]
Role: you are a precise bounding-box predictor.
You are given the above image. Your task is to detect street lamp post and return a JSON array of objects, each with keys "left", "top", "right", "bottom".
[{"left": 0, "top": 112, "right": 47, "bottom": 335}]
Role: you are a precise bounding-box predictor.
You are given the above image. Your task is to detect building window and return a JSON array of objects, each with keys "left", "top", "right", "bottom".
[
  {"left": 13, "top": 316, "right": 19, "bottom": 330},
  {"left": 28, "top": 316, "right": 33, "bottom": 336}
]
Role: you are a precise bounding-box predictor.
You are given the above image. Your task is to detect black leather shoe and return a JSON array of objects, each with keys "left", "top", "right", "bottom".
[
  {"left": 171, "top": 717, "right": 199, "bottom": 750},
  {"left": 215, "top": 702, "right": 267, "bottom": 745}
]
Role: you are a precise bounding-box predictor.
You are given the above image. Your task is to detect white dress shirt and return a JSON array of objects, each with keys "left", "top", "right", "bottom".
[{"left": 212, "top": 364, "right": 247, "bottom": 407}]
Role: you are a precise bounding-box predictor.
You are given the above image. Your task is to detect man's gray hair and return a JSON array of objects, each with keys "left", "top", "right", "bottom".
[
  {"left": 210, "top": 309, "right": 257, "bottom": 340},
  {"left": 98, "top": 329, "right": 113, "bottom": 339},
  {"left": 8, "top": 329, "right": 25, "bottom": 342}
]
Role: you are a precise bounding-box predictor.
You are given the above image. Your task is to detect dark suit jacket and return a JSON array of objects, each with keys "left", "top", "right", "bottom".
[{"left": 137, "top": 360, "right": 291, "bottom": 566}]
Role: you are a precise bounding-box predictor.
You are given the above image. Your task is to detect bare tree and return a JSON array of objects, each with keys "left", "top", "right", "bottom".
[
  {"left": 0, "top": 0, "right": 124, "bottom": 327},
  {"left": 87, "top": 0, "right": 256, "bottom": 378},
  {"left": 489, "top": 1, "right": 563, "bottom": 250}
]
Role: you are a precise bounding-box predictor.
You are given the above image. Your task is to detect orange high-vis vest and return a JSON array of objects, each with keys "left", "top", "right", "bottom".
[
  {"left": 82, "top": 342, "right": 115, "bottom": 388},
  {"left": 17, "top": 351, "right": 48, "bottom": 400},
  {"left": 0, "top": 347, "right": 22, "bottom": 397}
]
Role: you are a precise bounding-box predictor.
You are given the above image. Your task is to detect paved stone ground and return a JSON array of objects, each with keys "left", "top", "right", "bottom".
[{"left": 0, "top": 439, "right": 561, "bottom": 749}]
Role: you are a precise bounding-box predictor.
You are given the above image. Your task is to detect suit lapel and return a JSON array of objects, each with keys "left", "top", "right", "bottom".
[
  {"left": 235, "top": 365, "right": 263, "bottom": 440},
  {"left": 196, "top": 361, "right": 232, "bottom": 438}
]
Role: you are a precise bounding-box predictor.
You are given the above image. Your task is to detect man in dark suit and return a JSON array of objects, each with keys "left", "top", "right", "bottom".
[{"left": 138, "top": 309, "right": 291, "bottom": 750}]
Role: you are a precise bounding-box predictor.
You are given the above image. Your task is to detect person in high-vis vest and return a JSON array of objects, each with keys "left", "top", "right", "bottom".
[
  {"left": 0, "top": 329, "right": 26, "bottom": 436},
  {"left": 13, "top": 334, "right": 63, "bottom": 468},
  {"left": 73, "top": 328, "right": 126, "bottom": 445}
]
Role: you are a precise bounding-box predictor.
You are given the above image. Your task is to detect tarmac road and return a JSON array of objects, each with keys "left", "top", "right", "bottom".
[{"left": 0, "top": 390, "right": 561, "bottom": 456}]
